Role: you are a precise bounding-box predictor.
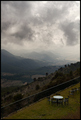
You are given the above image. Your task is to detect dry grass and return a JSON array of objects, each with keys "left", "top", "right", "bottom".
[
  {"left": 62, "top": 107, "right": 80, "bottom": 119},
  {"left": 4, "top": 82, "right": 80, "bottom": 119}
]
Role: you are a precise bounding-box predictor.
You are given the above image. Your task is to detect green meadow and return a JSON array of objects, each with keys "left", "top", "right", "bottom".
[{"left": 4, "top": 82, "right": 80, "bottom": 119}]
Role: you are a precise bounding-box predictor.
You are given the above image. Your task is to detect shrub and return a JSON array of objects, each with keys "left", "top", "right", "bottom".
[
  {"left": 33, "top": 78, "right": 36, "bottom": 81},
  {"left": 46, "top": 72, "right": 48, "bottom": 76},
  {"left": 35, "top": 85, "right": 40, "bottom": 90},
  {"left": 51, "top": 72, "right": 64, "bottom": 80},
  {"left": 13, "top": 93, "right": 23, "bottom": 101}
]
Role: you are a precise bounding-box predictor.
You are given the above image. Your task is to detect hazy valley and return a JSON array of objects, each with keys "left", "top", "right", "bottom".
[
  {"left": 1, "top": 49, "right": 75, "bottom": 88},
  {"left": 1, "top": 49, "right": 80, "bottom": 102}
]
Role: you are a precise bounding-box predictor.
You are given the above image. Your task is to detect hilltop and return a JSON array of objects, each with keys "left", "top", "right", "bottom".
[{"left": 1, "top": 49, "right": 76, "bottom": 74}]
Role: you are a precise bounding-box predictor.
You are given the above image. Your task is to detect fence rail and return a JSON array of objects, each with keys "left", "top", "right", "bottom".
[{"left": 1, "top": 76, "right": 80, "bottom": 118}]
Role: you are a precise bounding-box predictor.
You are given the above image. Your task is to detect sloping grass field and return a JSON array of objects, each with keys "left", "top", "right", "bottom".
[{"left": 4, "top": 82, "right": 80, "bottom": 119}]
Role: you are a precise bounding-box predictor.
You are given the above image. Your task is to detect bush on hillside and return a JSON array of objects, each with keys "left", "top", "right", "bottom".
[
  {"left": 13, "top": 93, "right": 23, "bottom": 101},
  {"left": 35, "top": 85, "right": 40, "bottom": 90},
  {"left": 51, "top": 72, "right": 64, "bottom": 80}
]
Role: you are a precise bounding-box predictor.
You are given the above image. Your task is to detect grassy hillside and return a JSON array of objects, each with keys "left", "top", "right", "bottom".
[
  {"left": 4, "top": 82, "right": 80, "bottom": 119},
  {"left": 1, "top": 61, "right": 80, "bottom": 107}
]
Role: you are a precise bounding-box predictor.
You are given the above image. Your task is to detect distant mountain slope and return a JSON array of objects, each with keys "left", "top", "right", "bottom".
[
  {"left": 28, "top": 65, "right": 63, "bottom": 75},
  {"left": 19, "top": 51, "right": 76, "bottom": 65},
  {"left": 1, "top": 49, "right": 50, "bottom": 73},
  {"left": 1, "top": 49, "right": 79, "bottom": 74},
  {"left": 20, "top": 51, "right": 58, "bottom": 63}
]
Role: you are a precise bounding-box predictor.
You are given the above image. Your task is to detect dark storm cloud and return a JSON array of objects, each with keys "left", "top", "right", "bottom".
[
  {"left": 9, "top": 1, "right": 32, "bottom": 18},
  {"left": 1, "top": 21, "right": 17, "bottom": 33},
  {"left": 1, "top": 1, "right": 80, "bottom": 47},
  {"left": 1, "top": 1, "right": 35, "bottom": 45},
  {"left": 42, "top": 7, "right": 62, "bottom": 24},
  {"left": 30, "top": 16, "right": 43, "bottom": 26},
  {"left": 60, "top": 20, "right": 80, "bottom": 46},
  {"left": 1, "top": 1, "right": 32, "bottom": 13},
  {"left": 29, "top": 1, "right": 79, "bottom": 47},
  {"left": 1, "top": 21, "right": 11, "bottom": 32},
  {"left": 37, "top": 1, "right": 73, "bottom": 25},
  {"left": 1, "top": 1, "right": 33, "bottom": 23},
  {"left": 11, "top": 24, "right": 35, "bottom": 41}
]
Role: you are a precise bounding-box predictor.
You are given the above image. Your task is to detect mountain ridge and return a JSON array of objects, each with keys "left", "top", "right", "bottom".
[{"left": 1, "top": 49, "right": 51, "bottom": 73}]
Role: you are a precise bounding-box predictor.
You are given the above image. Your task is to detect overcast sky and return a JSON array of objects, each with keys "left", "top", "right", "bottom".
[{"left": 1, "top": 1, "right": 80, "bottom": 61}]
